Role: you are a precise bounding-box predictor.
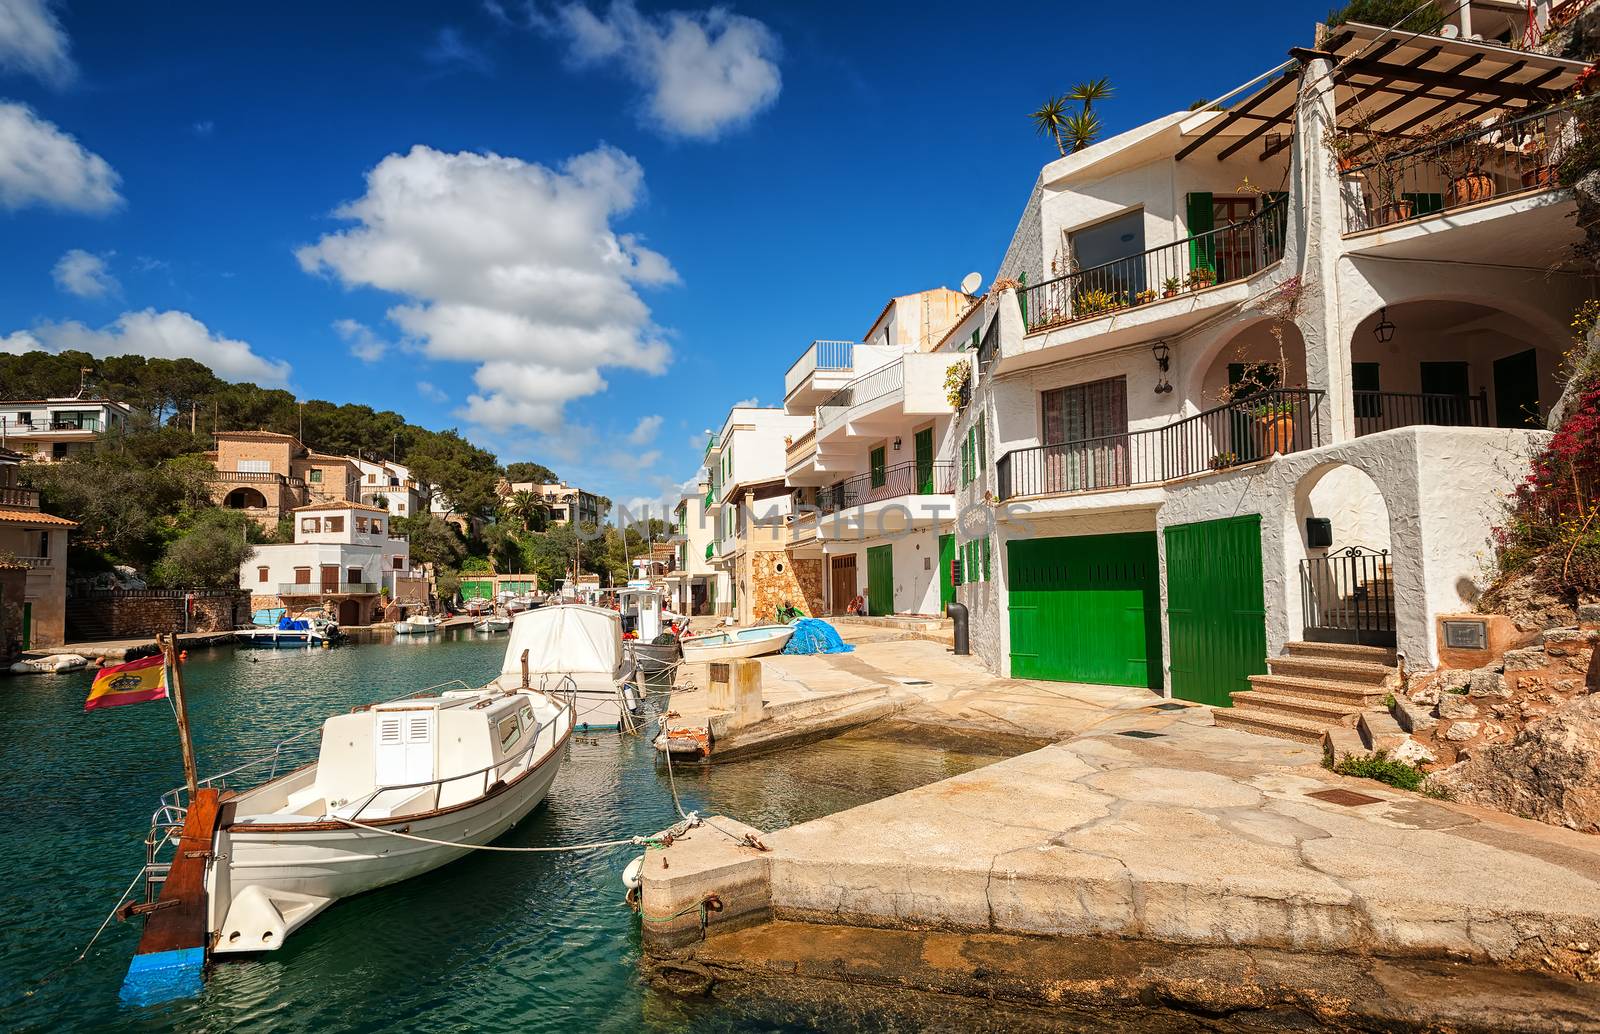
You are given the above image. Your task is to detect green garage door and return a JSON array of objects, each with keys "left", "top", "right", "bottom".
[
  {"left": 867, "top": 545, "right": 894, "bottom": 616},
  {"left": 1008, "top": 533, "right": 1161, "bottom": 690},
  {"left": 1165, "top": 515, "right": 1266, "bottom": 706}
]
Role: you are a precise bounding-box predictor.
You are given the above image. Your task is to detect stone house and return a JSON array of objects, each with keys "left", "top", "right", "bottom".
[
  {"left": 240, "top": 501, "right": 423, "bottom": 625},
  {"left": 209, "top": 431, "right": 359, "bottom": 528},
  {"left": 0, "top": 447, "right": 76, "bottom": 647}
]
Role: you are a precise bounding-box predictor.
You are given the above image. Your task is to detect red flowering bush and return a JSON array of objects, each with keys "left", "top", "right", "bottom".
[{"left": 1493, "top": 378, "right": 1600, "bottom": 593}]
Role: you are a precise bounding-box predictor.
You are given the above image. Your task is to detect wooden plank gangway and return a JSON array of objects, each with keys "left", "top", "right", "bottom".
[{"left": 119, "top": 788, "right": 222, "bottom": 1005}]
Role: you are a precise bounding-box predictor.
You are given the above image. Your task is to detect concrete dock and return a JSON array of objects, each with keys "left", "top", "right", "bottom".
[{"left": 643, "top": 639, "right": 1600, "bottom": 1006}]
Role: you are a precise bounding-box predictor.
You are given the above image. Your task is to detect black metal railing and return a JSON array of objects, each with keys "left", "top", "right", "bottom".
[
  {"left": 819, "top": 461, "right": 956, "bottom": 513},
  {"left": 1353, "top": 389, "right": 1490, "bottom": 437},
  {"left": 1340, "top": 99, "right": 1584, "bottom": 234},
  {"left": 1300, "top": 545, "right": 1395, "bottom": 647},
  {"left": 996, "top": 388, "right": 1322, "bottom": 501},
  {"left": 1020, "top": 199, "right": 1288, "bottom": 334}
]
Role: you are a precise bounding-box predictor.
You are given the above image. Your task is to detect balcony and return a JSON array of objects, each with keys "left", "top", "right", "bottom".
[
  {"left": 784, "top": 339, "right": 857, "bottom": 408},
  {"left": 211, "top": 470, "right": 287, "bottom": 485},
  {"left": 1340, "top": 100, "right": 1582, "bottom": 236},
  {"left": 819, "top": 461, "right": 956, "bottom": 513},
  {"left": 1353, "top": 390, "right": 1489, "bottom": 437},
  {"left": 277, "top": 581, "right": 379, "bottom": 596},
  {"left": 0, "top": 486, "right": 40, "bottom": 508},
  {"left": 996, "top": 389, "right": 1323, "bottom": 502},
  {"left": 815, "top": 353, "right": 967, "bottom": 442},
  {"left": 16, "top": 555, "right": 52, "bottom": 569}
]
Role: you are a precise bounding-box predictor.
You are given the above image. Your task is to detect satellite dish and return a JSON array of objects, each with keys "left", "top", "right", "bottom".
[
  {"left": 960, "top": 271, "right": 983, "bottom": 296},
  {"left": 1439, "top": 23, "right": 1459, "bottom": 38}
]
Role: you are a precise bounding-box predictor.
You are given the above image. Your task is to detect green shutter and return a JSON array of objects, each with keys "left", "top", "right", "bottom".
[
  {"left": 977, "top": 413, "right": 987, "bottom": 473},
  {"left": 870, "top": 445, "right": 887, "bottom": 488},
  {"left": 1017, "top": 271, "right": 1028, "bottom": 324},
  {"left": 982, "top": 537, "right": 991, "bottom": 581},
  {"left": 1186, "top": 192, "right": 1214, "bottom": 274},
  {"left": 914, "top": 427, "right": 934, "bottom": 494}
]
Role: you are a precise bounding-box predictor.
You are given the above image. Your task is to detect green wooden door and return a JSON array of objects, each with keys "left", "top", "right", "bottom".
[
  {"left": 938, "top": 534, "right": 955, "bottom": 612},
  {"left": 1165, "top": 515, "right": 1266, "bottom": 706},
  {"left": 869, "top": 446, "right": 887, "bottom": 489},
  {"left": 1007, "top": 533, "right": 1161, "bottom": 689},
  {"left": 867, "top": 545, "right": 894, "bottom": 616},
  {"left": 914, "top": 427, "right": 934, "bottom": 494},
  {"left": 460, "top": 579, "right": 494, "bottom": 601}
]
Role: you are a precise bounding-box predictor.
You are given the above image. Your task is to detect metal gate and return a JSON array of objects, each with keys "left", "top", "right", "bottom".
[{"left": 1299, "top": 546, "right": 1395, "bottom": 647}]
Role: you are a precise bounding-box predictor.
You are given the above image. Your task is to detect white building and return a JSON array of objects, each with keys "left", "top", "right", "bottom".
[
  {"left": 0, "top": 398, "right": 133, "bottom": 461},
  {"left": 950, "top": 19, "right": 1586, "bottom": 730},
  {"left": 664, "top": 465, "right": 719, "bottom": 616},
  {"left": 351, "top": 457, "right": 422, "bottom": 518},
  {"left": 782, "top": 288, "right": 974, "bottom": 617},
  {"left": 706, "top": 406, "right": 813, "bottom": 623},
  {"left": 241, "top": 501, "right": 424, "bottom": 625}
]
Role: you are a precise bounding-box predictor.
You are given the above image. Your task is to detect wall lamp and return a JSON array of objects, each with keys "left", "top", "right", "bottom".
[
  {"left": 1152, "top": 341, "right": 1173, "bottom": 394},
  {"left": 893, "top": 436, "right": 902, "bottom": 451}
]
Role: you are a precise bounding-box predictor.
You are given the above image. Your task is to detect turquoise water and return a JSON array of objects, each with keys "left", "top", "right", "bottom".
[{"left": 0, "top": 633, "right": 1008, "bottom": 1032}]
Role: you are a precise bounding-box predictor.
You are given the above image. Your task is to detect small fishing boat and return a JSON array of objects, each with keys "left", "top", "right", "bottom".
[
  {"left": 396, "top": 613, "right": 441, "bottom": 635},
  {"left": 475, "top": 614, "right": 512, "bottom": 633},
  {"left": 503, "top": 604, "right": 644, "bottom": 731},
  {"left": 681, "top": 624, "right": 794, "bottom": 662},
  {"left": 128, "top": 677, "right": 574, "bottom": 970},
  {"left": 617, "top": 587, "right": 679, "bottom": 684},
  {"left": 236, "top": 614, "right": 341, "bottom": 648}
]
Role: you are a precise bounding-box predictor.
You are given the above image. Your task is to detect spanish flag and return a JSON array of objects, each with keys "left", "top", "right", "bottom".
[{"left": 85, "top": 654, "right": 169, "bottom": 711}]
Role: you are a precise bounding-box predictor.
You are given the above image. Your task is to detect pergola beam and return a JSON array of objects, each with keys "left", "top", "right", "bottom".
[
  {"left": 1175, "top": 69, "right": 1298, "bottom": 162},
  {"left": 1339, "top": 54, "right": 1558, "bottom": 102}
]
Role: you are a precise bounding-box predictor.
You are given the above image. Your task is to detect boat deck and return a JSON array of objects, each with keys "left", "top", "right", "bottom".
[{"left": 121, "top": 788, "right": 224, "bottom": 1004}]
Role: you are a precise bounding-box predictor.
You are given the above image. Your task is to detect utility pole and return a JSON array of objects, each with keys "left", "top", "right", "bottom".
[{"left": 189, "top": 402, "right": 196, "bottom": 434}]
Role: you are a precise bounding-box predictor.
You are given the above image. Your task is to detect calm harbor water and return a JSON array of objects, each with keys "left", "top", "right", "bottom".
[{"left": 0, "top": 632, "right": 1010, "bottom": 1033}]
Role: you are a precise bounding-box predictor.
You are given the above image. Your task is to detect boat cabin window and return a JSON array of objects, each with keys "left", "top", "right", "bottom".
[
  {"left": 498, "top": 714, "right": 521, "bottom": 752},
  {"left": 325, "top": 516, "right": 344, "bottom": 533}
]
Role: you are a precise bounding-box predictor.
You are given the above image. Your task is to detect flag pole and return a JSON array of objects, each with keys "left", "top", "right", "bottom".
[{"left": 161, "top": 633, "right": 200, "bottom": 799}]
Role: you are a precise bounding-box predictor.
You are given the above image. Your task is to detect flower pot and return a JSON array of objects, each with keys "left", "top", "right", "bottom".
[
  {"left": 1162, "top": 289, "right": 1179, "bottom": 299},
  {"left": 1375, "top": 200, "right": 1415, "bottom": 225},
  {"left": 1446, "top": 173, "right": 1495, "bottom": 205},
  {"left": 1521, "top": 164, "right": 1556, "bottom": 189},
  {"left": 1259, "top": 413, "right": 1295, "bottom": 455}
]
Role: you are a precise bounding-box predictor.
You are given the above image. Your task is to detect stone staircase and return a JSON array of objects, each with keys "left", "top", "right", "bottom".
[
  {"left": 64, "top": 598, "right": 114, "bottom": 643},
  {"left": 1213, "top": 641, "right": 1399, "bottom": 744}
]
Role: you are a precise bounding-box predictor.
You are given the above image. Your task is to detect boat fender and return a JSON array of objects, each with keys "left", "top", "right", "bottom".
[{"left": 622, "top": 854, "right": 645, "bottom": 892}]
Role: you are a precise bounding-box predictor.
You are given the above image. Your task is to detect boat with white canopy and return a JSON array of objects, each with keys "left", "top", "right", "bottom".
[{"left": 494, "top": 604, "right": 643, "bottom": 731}]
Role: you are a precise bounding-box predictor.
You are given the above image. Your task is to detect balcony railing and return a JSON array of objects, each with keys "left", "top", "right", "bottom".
[
  {"left": 17, "top": 555, "right": 52, "bottom": 569},
  {"left": 997, "top": 389, "right": 1323, "bottom": 502},
  {"left": 1353, "top": 390, "right": 1489, "bottom": 437},
  {"left": 819, "top": 461, "right": 956, "bottom": 513},
  {"left": 211, "top": 471, "right": 287, "bottom": 485},
  {"left": 817, "top": 360, "right": 905, "bottom": 431},
  {"left": 0, "top": 486, "right": 40, "bottom": 508},
  {"left": 277, "top": 582, "right": 378, "bottom": 595},
  {"left": 1021, "top": 198, "right": 1288, "bottom": 335},
  {"left": 1340, "top": 99, "right": 1583, "bottom": 234},
  {"left": 784, "top": 340, "right": 856, "bottom": 397}
]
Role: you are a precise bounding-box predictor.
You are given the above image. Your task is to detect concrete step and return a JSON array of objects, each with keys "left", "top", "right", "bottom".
[
  {"left": 1230, "top": 690, "right": 1362, "bottom": 727},
  {"left": 1266, "top": 654, "right": 1395, "bottom": 686},
  {"left": 1358, "top": 709, "right": 1408, "bottom": 754},
  {"left": 1212, "top": 707, "right": 1332, "bottom": 745},
  {"left": 1246, "top": 674, "right": 1389, "bottom": 709},
  {"left": 1284, "top": 641, "right": 1397, "bottom": 666}
]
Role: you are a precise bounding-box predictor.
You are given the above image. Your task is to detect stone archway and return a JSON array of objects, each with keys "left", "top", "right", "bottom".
[
  {"left": 224, "top": 486, "right": 268, "bottom": 509},
  {"left": 1290, "top": 461, "right": 1396, "bottom": 646}
]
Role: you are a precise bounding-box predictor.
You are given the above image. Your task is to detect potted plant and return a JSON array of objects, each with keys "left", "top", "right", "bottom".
[
  {"left": 1520, "top": 136, "right": 1555, "bottom": 189},
  {"left": 1161, "top": 276, "right": 1181, "bottom": 298},
  {"left": 1208, "top": 451, "right": 1238, "bottom": 471},
  {"left": 1073, "top": 286, "right": 1119, "bottom": 317},
  {"left": 1186, "top": 265, "right": 1216, "bottom": 291},
  {"left": 1135, "top": 288, "right": 1157, "bottom": 305},
  {"left": 1431, "top": 117, "right": 1496, "bottom": 206},
  {"left": 1253, "top": 398, "right": 1297, "bottom": 454}
]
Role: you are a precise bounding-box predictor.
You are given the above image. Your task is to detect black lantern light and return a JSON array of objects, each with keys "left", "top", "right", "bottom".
[
  {"left": 1373, "top": 307, "right": 1396, "bottom": 344},
  {"left": 1151, "top": 341, "right": 1173, "bottom": 394}
]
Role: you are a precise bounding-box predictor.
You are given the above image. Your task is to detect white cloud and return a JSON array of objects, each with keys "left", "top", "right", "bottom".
[
  {"left": 333, "top": 317, "right": 390, "bottom": 362},
  {"left": 0, "top": 0, "right": 73, "bottom": 86},
  {"left": 192, "top": 120, "right": 214, "bottom": 136},
  {"left": 0, "top": 102, "right": 121, "bottom": 213},
  {"left": 1, "top": 329, "right": 40, "bottom": 353},
  {"left": 425, "top": 26, "right": 492, "bottom": 72},
  {"left": 11, "top": 309, "right": 290, "bottom": 385},
  {"left": 627, "top": 413, "right": 661, "bottom": 444},
  {"left": 541, "top": 0, "right": 780, "bottom": 140},
  {"left": 417, "top": 380, "right": 448, "bottom": 402},
  {"left": 52, "top": 248, "right": 118, "bottom": 298},
  {"left": 297, "top": 143, "right": 676, "bottom": 432},
  {"left": 732, "top": 396, "right": 758, "bottom": 408}
]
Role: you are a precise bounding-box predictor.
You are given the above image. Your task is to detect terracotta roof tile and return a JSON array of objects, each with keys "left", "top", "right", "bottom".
[
  {"left": 292, "top": 500, "right": 389, "bottom": 514},
  {"left": 0, "top": 508, "right": 77, "bottom": 527}
]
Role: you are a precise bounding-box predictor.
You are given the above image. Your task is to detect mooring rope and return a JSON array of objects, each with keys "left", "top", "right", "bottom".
[{"left": 335, "top": 812, "right": 701, "bottom": 853}]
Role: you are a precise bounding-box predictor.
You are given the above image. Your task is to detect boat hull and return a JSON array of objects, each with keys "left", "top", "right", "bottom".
[
  {"left": 681, "top": 625, "right": 793, "bottom": 663},
  {"left": 235, "top": 630, "right": 331, "bottom": 648},
  {"left": 209, "top": 732, "right": 566, "bottom": 954}
]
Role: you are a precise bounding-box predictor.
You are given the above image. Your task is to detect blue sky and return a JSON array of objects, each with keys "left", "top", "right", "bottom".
[{"left": 0, "top": 0, "right": 1322, "bottom": 515}]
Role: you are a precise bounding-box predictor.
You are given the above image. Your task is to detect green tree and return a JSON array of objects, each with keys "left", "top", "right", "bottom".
[
  {"left": 504, "top": 490, "right": 547, "bottom": 532},
  {"left": 393, "top": 514, "right": 466, "bottom": 572},
  {"left": 1326, "top": 0, "right": 1444, "bottom": 32},
  {"left": 504, "top": 461, "right": 559, "bottom": 485},
  {"left": 152, "top": 509, "right": 257, "bottom": 588},
  {"left": 1029, "top": 94, "right": 1073, "bottom": 157},
  {"left": 406, "top": 430, "right": 502, "bottom": 520}
]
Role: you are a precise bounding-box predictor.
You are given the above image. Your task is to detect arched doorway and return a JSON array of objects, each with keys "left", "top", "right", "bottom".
[
  {"left": 338, "top": 599, "right": 361, "bottom": 626},
  {"left": 224, "top": 487, "right": 268, "bottom": 509},
  {"left": 1292, "top": 462, "right": 1394, "bottom": 646}
]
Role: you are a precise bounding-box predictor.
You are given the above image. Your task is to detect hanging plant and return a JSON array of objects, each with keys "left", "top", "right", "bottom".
[{"left": 944, "top": 361, "right": 972, "bottom": 410}]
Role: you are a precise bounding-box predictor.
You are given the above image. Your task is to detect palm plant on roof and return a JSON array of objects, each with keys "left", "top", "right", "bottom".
[
  {"left": 1030, "top": 94, "right": 1073, "bottom": 157},
  {"left": 1031, "top": 78, "right": 1114, "bottom": 156},
  {"left": 1068, "top": 77, "right": 1114, "bottom": 118},
  {"left": 1060, "top": 110, "right": 1103, "bottom": 154}
]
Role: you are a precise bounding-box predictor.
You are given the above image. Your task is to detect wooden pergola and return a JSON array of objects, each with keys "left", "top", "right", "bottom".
[{"left": 1175, "top": 22, "right": 1588, "bottom": 163}]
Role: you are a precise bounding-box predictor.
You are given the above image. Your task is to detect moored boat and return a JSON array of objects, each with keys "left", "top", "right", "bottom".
[
  {"left": 502, "top": 604, "right": 644, "bottom": 731},
  {"left": 680, "top": 624, "right": 794, "bottom": 662},
  {"left": 475, "top": 615, "right": 512, "bottom": 633},
  {"left": 236, "top": 614, "right": 341, "bottom": 648}
]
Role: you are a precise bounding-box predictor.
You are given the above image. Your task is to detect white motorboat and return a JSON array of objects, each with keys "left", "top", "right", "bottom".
[
  {"left": 475, "top": 615, "right": 512, "bottom": 633},
  {"left": 396, "top": 613, "right": 441, "bottom": 634},
  {"left": 135, "top": 676, "right": 575, "bottom": 958},
  {"left": 500, "top": 604, "right": 644, "bottom": 731},
  {"left": 618, "top": 587, "right": 679, "bottom": 684},
  {"left": 236, "top": 614, "right": 342, "bottom": 648},
  {"left": 680, "top": 624, "right": 794, "bottom": 662}
]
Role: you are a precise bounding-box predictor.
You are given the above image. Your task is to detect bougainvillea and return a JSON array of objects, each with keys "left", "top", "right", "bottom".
[{"left": 1494, "top": 377, "right": 1600, "bottom": 592}]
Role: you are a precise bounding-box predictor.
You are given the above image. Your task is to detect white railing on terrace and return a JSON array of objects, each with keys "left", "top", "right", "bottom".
[
  {"left": 784, "top": 340, "right": 856, "bottom": 397},
  {"left": 18, "top": 555, "right": 52, "bottom": 569},
  {"left": 816, "top": 360, "right": 906, "bottom": 434}
]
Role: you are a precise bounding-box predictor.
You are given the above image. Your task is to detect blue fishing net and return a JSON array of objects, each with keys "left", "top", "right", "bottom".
[{"left": 781, "top": 618, "right": 854, "bottom": 655}]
